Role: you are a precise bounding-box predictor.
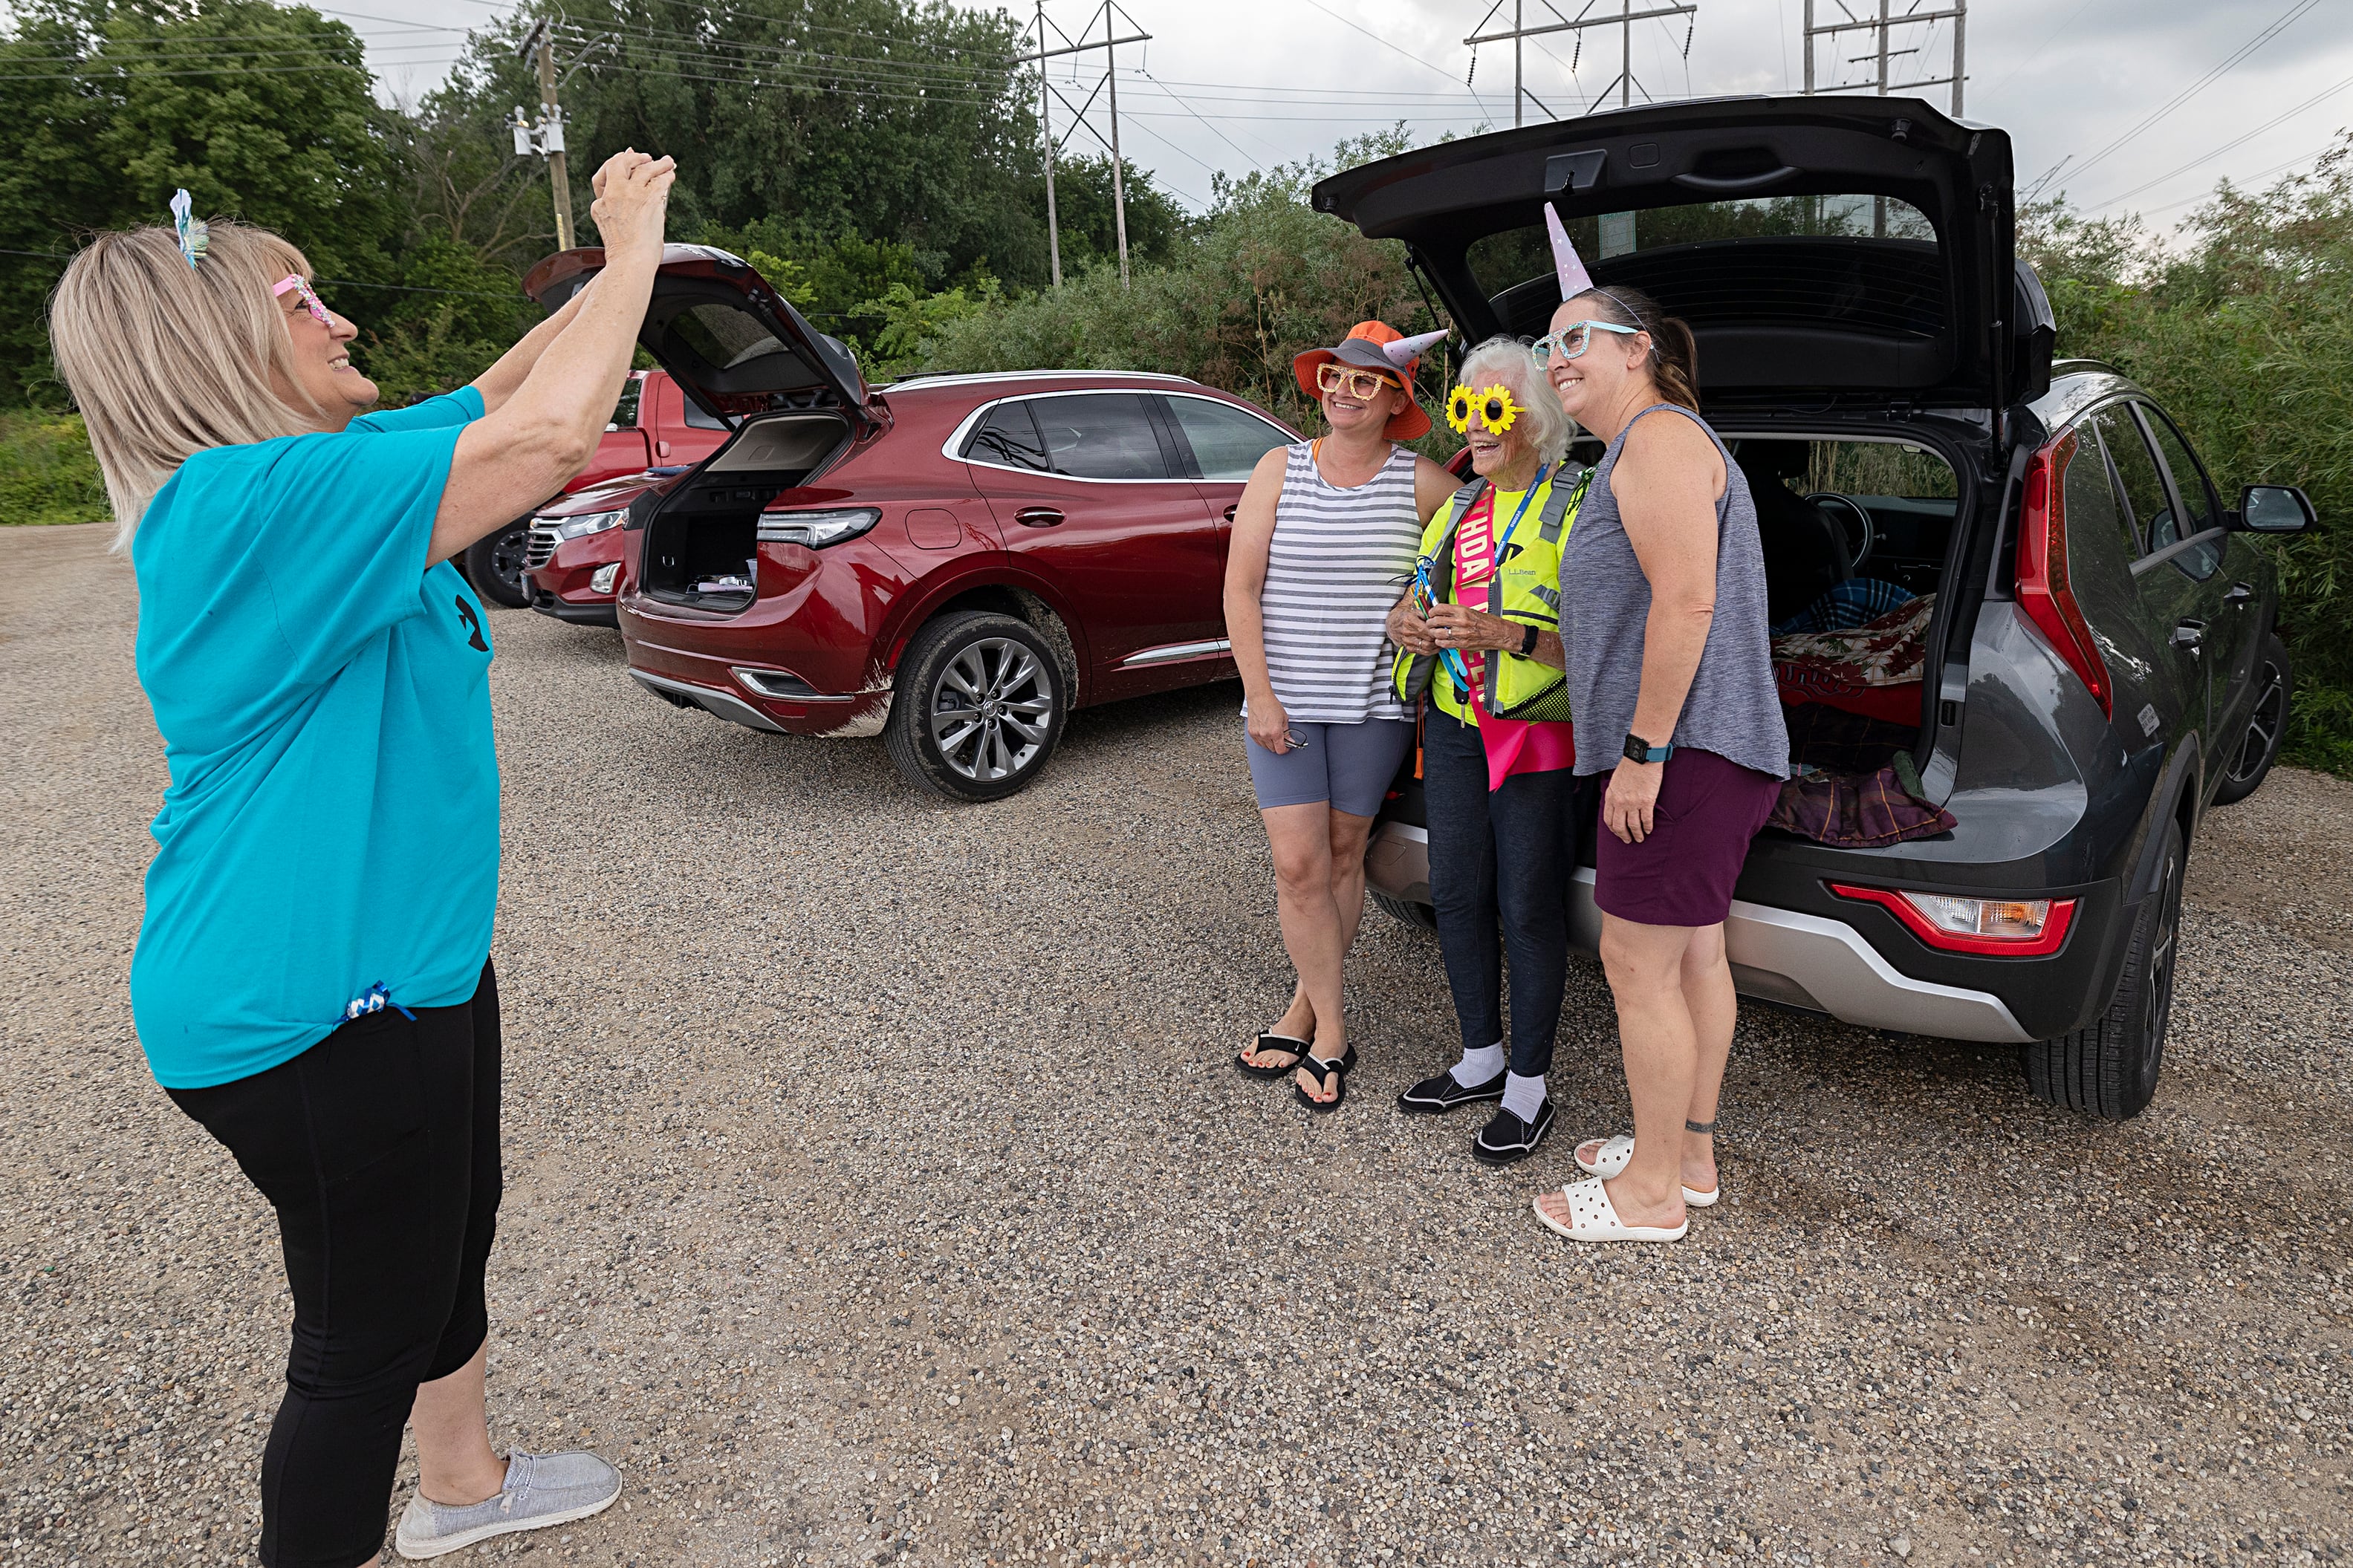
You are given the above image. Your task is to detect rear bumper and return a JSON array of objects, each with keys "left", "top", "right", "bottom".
[{"left": 1364, "top": 820, "right": 2042, "bottom": 1045}]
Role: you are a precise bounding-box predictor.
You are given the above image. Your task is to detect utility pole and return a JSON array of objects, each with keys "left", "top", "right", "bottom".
[
  {"left": 1799, "top": 0, "right": 1967, "bottom": 116},
  {"left": 1035, "top": 0, "right": 1061, "bottom": 288},
  {"left": 513, "top": 19, "right": 575, "bottom": 252},
  {"left": 1012, "top": 4, "right": 1150, "bottom": 290},
  {"left": 1464, "top": 1, "right": 1697, "bottom": 122}
]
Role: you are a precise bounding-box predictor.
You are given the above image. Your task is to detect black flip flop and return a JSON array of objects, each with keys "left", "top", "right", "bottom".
[
  {"left": 1291, "top": 1044, "right": 1357, "bottom": 1113},
  {"left": 1236, "top": 1033, "right": 1310, "bottom": 1079}
]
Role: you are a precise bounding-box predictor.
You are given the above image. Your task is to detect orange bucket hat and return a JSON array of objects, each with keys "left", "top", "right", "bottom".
[{"left": 1293, "top": 321, "right": 1450, "bottom": 441}]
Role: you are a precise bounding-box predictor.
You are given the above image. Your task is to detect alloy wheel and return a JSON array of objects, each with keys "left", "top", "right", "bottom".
[
  {"left": 2226, "top": 657, "right": 2287, "bottom": 786},
  {"left": 928, "top": 637, "right": 1056, "bottom": 782},
  {"left": 2140, "top": 849, "right": 2182, "bottom": 1094}
]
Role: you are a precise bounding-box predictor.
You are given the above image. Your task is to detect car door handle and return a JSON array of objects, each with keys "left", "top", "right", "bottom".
[
  {"left": 1222, "top": 504, "right": 1238, "bottom": 523},
  {"left": 2224, "top": 581, "right": 2255, "bottom": 607},
  {"left": 1013, "top": 507, "right": 1064, "bottom": 527},
  {"left": 2172, "top": 619, "right": 2207, "bottom": 653}
]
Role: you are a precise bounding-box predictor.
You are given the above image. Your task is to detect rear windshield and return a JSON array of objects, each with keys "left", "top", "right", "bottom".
[{"left": 1470, "top": 195, "right": 1941, "bottom": 340}]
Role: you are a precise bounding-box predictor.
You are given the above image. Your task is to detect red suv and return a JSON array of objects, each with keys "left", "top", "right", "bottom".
[
  {"left": 466, "top": 368, "right": 729, "bottom": 608},
  {"left": 525, "top": 246, "right": 1301, "bottom": 799}
]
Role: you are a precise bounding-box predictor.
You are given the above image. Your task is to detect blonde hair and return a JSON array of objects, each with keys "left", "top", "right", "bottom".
[
  {"left": 1458, "top": 335, "right": 1571, "bottom": 466},
  {"left": 48, "top": 220, "right": 321, "bottom": 550}
]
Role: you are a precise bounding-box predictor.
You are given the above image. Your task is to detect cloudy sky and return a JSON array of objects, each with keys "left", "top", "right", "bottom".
[{"left": 312, "top": 1, "right": 2353, "bottom": 227}]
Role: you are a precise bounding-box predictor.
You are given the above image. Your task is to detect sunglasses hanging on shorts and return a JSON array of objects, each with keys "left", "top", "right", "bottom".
[
  {"left": 1531, "top": 319, "right": 1642, "bottom": 362},
  {"left": 273, "top": 274, "right": 332, "bottom": 329},
  {"left": 1315, "top": 362, "right": 1403, "bottom": 401}
]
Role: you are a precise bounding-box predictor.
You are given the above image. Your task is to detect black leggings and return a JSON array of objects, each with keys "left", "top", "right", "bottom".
[{"left": 169, "top": 962, "right": 503, "bottom": 1568}]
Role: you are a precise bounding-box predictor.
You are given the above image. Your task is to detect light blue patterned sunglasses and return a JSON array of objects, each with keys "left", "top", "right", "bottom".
[{"left": 1532, "top": 319, "right": 1641, "bottom": 362}]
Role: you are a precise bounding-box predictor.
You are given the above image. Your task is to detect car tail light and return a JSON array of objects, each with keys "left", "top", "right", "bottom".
[
  {"left": 1831, "top": 882, "right": 2077, "bottom": 956},
  {"left": 2015, "top": 432, "right": 2112, "bottom": 716},
  {"left": 756, "top": 507, "right": 880, "bottom": 549}
]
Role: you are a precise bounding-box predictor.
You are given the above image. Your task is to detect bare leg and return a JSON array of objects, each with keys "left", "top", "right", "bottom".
[
  {"left": 1245, "top": 802, "right": 1351, "bottom": 1101},
  {"left": 1325, "top": 807, "right": 1375, "bottom": 961},
  {"left": 1542, "top": 914, "right": 1694, "bottom": 1229},
  {"left": 1677, "top": 921, "right": 1736, "bottom": 1195},
  {"left": 412, "top": 1342, "right": 508, "bottom": 1507}
]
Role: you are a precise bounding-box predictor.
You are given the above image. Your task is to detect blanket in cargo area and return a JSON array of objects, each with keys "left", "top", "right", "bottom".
[{"left": 1772, "top": 592, "right": 1933, "bottom": 722}]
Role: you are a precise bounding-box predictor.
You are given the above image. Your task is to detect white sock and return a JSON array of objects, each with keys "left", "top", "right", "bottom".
[
  {"left": 1450, "top": 1042, "right": 1505, "bottom": 1086},
  {"left": 1501, "top": 1071, "right": 1548, "bottom": 1121}
]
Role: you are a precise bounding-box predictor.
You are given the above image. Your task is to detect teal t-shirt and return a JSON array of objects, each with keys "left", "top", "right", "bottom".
[{"left": 129, "top": 386, "right": 499, "bottom": 1089}]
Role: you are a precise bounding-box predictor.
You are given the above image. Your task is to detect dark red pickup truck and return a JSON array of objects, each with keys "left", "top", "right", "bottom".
[{"left": 459, "top": 368, "right": 729, "bottom": 606}]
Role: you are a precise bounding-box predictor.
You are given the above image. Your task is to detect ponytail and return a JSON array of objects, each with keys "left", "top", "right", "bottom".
[{"left": 1567, "top": 284, "right": 1701, "bottom": 412}]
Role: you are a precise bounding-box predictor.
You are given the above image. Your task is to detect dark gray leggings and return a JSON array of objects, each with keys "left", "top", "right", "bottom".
[
  {"left": 168, "top": 963, "right": 502, "bottom": 1568},
  {"left": 1422, "top": 709, "right": 1593, "bottom": 1079}
]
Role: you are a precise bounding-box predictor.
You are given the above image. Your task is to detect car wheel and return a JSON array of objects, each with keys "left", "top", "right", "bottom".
[
  {"left": 461, "top": 519, "right": 533, "bottom": 608},
  {"left": 1371, "top": 891, "right": 1438, "bottom": 931},
  {"left": 2023, "top": 819, "right": 2184, "bottom": 1119},
  {"left": 2212, "top": 631, "right": 2292, "bottom": 806},
  {"left": 884, "top": 611, "right": 1068, "bottom": 802}
]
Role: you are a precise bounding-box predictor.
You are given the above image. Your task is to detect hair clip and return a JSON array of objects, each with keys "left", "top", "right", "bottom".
[{"left": 169, "top": 189, "right": 208, "bottom": 270}]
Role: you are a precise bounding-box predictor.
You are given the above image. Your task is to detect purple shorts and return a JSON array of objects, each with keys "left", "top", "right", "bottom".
[{"left": 1593, "top": 747, "right": 1783, "bottom": 927}]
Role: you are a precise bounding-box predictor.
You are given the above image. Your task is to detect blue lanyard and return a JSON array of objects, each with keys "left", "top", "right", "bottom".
[{"left": 1484, "top": 463, "right": 1550, "bottom": 566}]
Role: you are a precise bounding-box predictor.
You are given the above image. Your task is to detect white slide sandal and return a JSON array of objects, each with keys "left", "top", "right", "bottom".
[
  {"left": 1531, "top": 1176, "right": 1689, "bottom": 1243},
  {"left": 1572, "top": 1133, "right": 1719, "bottom": 1208}
]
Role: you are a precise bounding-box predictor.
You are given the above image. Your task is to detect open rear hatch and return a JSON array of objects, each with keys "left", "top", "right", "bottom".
[
  {"left": 1310, "top": 95, "right": 2051, "bottom": 411},
  {"left": 523, "top": 244, "right": 874, "bottom": 611}
]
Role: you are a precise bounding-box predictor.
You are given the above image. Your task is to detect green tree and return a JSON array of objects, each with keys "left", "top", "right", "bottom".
[{"left": 0, "top": 0, "right": 397, "bottom": 401}]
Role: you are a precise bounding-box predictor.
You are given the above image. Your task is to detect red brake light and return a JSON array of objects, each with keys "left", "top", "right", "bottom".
[
  {"left": 1830, "top": 883, "right": 2077, "bottom": 957},
  {"left": 2015, "top": 432, "right": 2112, "bottom": 717}
]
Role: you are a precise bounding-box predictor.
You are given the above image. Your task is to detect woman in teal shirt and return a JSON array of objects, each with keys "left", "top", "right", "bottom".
[{"left": 48, "top": 151, "right": 675, "bottom": 1568}]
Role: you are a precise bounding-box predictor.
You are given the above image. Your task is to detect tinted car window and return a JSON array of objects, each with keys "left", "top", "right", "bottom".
[
  {"left": 2141, "top": 406, "right": 2219, "bottom": 536},
  {"left": 1028, "top": 394, "right": 1172, "bottom": 480},
  {"left": 963, "top": 401, "right": 1051, "bottom": 472},
  {"left": 1167, "top": 396, "right": 1291, "bottom": 481},
  {"left": 681, "top": 397, "right": 727, "bottom": 430},
  {"left": 611, "top": 377, "right": 642, "bottom": 429},
  {"left": 2062, "top": 423, "right": 2132, "bottom": 553},
  {"left": 2097, "top": 407, "right": 2178, "bottom": 554}
]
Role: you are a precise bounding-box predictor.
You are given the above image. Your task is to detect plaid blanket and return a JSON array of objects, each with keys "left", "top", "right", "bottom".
[
  {"left": 1768, "top": 741, "right": 1956, "bottom": 847},
  {"left": 1771, "top": 576, "right": 1917, "bottom": 637},
  {"left": 1772, "top": 593, "right": 1935, "bottom": 707}
]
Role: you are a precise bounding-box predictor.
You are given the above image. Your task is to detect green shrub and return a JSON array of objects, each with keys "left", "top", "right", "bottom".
[{"left": 0, "top": 411, "right": 108, "bottom": 526}]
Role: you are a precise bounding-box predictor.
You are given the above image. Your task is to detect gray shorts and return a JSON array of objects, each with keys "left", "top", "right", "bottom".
[{"left": 1243, "top": 717, "right": 1416, "bottom": 818}]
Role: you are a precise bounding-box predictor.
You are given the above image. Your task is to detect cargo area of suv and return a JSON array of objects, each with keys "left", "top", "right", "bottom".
[{"left": 635, "top": 413, "right": 856, "bottom": 611}]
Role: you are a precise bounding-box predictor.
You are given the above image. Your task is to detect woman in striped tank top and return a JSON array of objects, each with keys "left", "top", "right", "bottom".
[{"left": 1226, "top": 322, "right": 1458, "bottom": 1113}]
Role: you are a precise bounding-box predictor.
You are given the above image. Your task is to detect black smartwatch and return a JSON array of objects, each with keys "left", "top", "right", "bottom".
[
  {"left": 1623, "top": 732, "right": 1675, "bottom": 764},
  {"left": 1517, "top": 622, "right": 1539, "bottom": 657}
]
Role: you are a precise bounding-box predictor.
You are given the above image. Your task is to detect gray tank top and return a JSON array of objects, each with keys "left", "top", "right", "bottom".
[{"left": 1560, "top": 403, "right": 1790, "bottom": 779}]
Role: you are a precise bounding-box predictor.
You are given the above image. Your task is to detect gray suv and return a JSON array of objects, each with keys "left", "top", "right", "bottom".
[{"left": 1317, "top": 95, "right": 2312, "bottom": 1119}]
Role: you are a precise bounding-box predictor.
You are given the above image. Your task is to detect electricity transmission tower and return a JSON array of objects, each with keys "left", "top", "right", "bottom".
[
  {"left": 1013, "top": 2, "right": 1152, "bottom": 290},
  {"left": 1801, "top": 1, "right": 1967, "bottom": 116},
  {"left": 1464, "top": 1, "right": 1698, "bottom": 126}
]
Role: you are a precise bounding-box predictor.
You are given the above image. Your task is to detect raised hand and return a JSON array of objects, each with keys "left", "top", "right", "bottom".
[{"left": 588, "top": 149, "right": 676, "bottom": 263}]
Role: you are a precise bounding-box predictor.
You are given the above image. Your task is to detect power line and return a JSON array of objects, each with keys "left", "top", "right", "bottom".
[
  {"left": 1296, "top": 0, "right": 1499, "bottom": 123},
  {"left": 2062, "top": 0, "right": 2321, "bottom": 186},
  {"left": 2090, "top": 71, "right": 2353, "bottom": 210},
  {"left": 2140, "top": 134, "right": 2350, "bottom": 217}
]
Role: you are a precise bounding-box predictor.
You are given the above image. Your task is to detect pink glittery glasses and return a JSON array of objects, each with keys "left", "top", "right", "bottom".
[{"left": 273, "top": 273, "right": 331, "bottom": 328}]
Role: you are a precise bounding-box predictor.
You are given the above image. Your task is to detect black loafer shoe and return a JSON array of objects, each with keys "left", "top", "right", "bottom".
[
  {"left": 1396, "top": 1068, "right": 1507, "bottom": 1116},
  {"left": 1472, "top": 1099, "right": 1555, "bottom": 1165}
]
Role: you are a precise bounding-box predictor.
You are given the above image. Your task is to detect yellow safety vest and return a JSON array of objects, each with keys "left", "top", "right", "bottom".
[{"left": 1392, "top": 465, "right": 1588, "bottom": 724}]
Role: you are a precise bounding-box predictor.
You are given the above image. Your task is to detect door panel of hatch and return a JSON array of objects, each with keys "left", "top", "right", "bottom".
[
  {"left": 2097, "top": 404, "right": 2216, "bottom": 741},
  {"left": 962, "top": 391, "right": 1227, "bottom": 698}
]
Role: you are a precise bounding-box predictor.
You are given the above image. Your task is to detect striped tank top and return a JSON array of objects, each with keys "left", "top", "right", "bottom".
[{"left": 1258, "top": 440, "right": 1422, "bottom": 723}]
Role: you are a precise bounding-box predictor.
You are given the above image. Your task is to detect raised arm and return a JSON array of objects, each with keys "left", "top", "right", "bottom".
[
  {"left": 426, "top": 150, "right": 675, "bottom": 567},
  {"left": 1222, "top": 446, "right": 1295, "bottom": 754}
]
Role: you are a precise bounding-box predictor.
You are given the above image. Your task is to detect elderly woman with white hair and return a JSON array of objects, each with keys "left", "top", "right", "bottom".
[{"left": 1388, "top": 335, "right": 1594, "bottom": 1165}]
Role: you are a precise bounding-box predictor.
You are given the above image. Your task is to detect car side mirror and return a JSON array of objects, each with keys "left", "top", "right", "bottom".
[{"left": 2236, "top": 484, "right": 2315, "bottom": 533}]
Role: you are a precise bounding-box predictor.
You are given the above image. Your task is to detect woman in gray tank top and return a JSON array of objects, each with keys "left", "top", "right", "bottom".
[{"left": 1526, "top": 282, "right": 1788, "bottom": 1246}]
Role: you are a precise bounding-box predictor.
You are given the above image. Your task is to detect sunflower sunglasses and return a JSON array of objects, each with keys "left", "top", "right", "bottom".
[
  {"left": 1444, "top": 383, "right": 1522, "bottom": 436},
  {"left": 1532, "top": 319, "right": 1640, "bottom": 362}
]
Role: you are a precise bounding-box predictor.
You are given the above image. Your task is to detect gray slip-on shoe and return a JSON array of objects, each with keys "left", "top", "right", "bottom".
[{"left": 393, "top": 1448, "right": 621, "bottom": 1560}]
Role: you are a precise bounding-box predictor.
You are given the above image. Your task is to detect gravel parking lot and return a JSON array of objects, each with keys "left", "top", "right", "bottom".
[{"left": 4, "top": 520, "right": 2351, "bottom": 1567}]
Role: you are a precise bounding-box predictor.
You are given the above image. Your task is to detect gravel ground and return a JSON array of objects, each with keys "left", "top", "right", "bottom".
[{"left": 4, "top": 520, "right": 2350, "bottom": 1568}]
